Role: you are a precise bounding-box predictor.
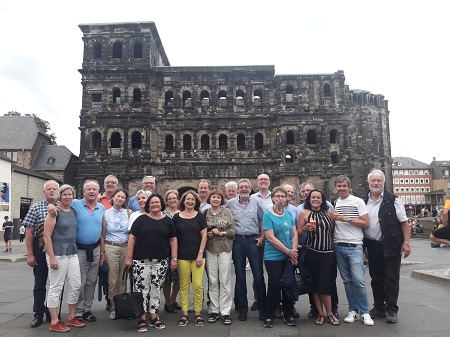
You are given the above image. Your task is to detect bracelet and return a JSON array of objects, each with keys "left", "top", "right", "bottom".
[
  {"left": 171, "top": 258, "right": 177, "bottom": 261},
  {"left": 198, "top": 250, "right": 204, "bottom": 254},
  {"left": 100, "top": 252, "right": 105, "bottom": 255},
  {"left": 403, "top": 241, "right": 410, "bottom": 246}
]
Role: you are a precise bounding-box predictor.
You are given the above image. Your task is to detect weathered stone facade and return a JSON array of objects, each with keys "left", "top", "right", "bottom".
[{"left": 77, "top": 22, "right": 392, "bottom": 201}]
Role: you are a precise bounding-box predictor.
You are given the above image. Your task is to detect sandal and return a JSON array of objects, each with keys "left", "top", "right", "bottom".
[
  {"left": 177, "top": 315, "right": 189, "bottom": 327},
  {"left": 195, "top": 314, "right": 205, "bottom": 327},
  {"left": 328, "top": 314, "right": 340, "bottom": 326},
  {"left": 222, "top": 315, "right": 232, "bottom": 325},
  {"left": 315, "top": 315, "right": 325, "bottom": 325},
  {"left": 208, "top": 313, "right": 220, "bottom": 323},
  {"left": 149, "top": 317, "right": 165, "bottom": 329},
  {"left": 137, "top": 320, "right": 147, "bottom": 332}
]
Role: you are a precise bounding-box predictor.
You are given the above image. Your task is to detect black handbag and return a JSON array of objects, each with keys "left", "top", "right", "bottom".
[{"left": 113, "top": 268, "right": 145, "bottom": 320}]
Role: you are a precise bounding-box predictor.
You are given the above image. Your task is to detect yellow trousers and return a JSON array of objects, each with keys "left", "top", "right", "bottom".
[{"left": 177, "top": 259, "right": 205, "bottom": 312}]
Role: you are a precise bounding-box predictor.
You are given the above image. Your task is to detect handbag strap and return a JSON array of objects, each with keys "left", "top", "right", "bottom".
[
  {"left": 299, "top": 245, "right": 309, "bottom": 264},
  {"left": 122, "top": 268, "right": 134, "bottom": 292}
]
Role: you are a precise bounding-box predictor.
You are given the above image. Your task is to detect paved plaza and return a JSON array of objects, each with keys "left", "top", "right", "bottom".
[{"left": 0, "top": 237, "right": 449, "bottom": 337}]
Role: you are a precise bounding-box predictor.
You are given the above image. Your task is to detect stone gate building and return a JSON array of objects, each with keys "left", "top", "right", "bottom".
[{"left": 76, "top": 21, "right": 392, "bottom": 201}]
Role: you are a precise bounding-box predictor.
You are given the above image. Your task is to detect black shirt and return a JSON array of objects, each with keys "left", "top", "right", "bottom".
[
  {"left": 130, "top": 215, "right": 176, "bottom": 260},
  {"left": 173, "top": 212, "right": 207, "bottom": 260}
]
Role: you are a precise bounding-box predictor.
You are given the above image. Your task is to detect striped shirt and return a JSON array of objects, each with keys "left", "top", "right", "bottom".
[
  {"left": 304, "top": 210, "right": 334, "bottom": 252},
  {"left": 334, "top": 194, "right": 368, "bottom": 244}
]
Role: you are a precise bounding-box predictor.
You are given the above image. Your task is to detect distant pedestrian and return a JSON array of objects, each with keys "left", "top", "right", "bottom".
[
  {"left": 3, "top": 216, "right": 13, "bottom": 252},
  {"left": 19, "top": 222, "right": 25, "bottom": 242}
]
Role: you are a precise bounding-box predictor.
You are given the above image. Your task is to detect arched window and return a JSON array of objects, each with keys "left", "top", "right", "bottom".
[
  {"left": 255, "top": 133, "right": 264, "bottom": 150},
  {"left": 323, "top": 83, "right": 331, "bottom": 97},
  {"left": 183, "top": 134, "right": 192, "bottom": 151},
  {"left": 112, "top": 41, "right": 122, "bottom": 58},
  {"left": 165, "top": 90, "right": 174, "bottom": 105},
  {"left": 134, "top": 42, "right": 143, "bottom": 58},
  {"left": 200, "top": 90, "right": 209, "bottom": 100},
  {"left": 113, "top": 88, "right": 121, "bottom": 104},
  {"left": 165, "top": 135, "right": 174, "bottom": 151},
  {"left": 131, "top": 131, "right": 142, "bottom": 149},
  {"left": 307, "top": 130, "right": 317, "bottom": 145},
  {"left": 286, "top": 130, "right": 295, "bottom": 145},
  {"left": 237, "top": 133, "right": 246, "bottom": 150},
  {"left": 286, "top": 85, "right": 294, "bottom": 94},
  {"left": 236, "top": 89, "right": 245, "bottom": 98},
  {"left": 94, "top": 43, "right": 102, "bottom": 59},
  {"left": 91, "top": 131, "right": 101, "bottom": 150},
  {"left": 218, "top": 90, "right": 227, "bottom": 100},
  {"left": 219, "top": 134, "right": 228, "bottom": 150},
  {"left": 133, "top": 88, "right": 141, "bottom": 102},
  {"left": 330, "top": 129, "right": 338, "bottom": 144},
  {"left": 201, "top": 134, "right": 210, "bottom": 150},
  {"left": 111, "top": 132, "right": 121, "bottom": 148},
  {"left": 253, "top": 89, "right": 262, "bottom": 100},
  {"left": 183, "top": 90, "right": 192, "bottom": 106}
]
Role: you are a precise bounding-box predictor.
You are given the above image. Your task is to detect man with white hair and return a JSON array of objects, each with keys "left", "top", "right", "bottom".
[
  {"left": 225, "top": 181, "right": 238, "bottom": 201},
  {"left": 23, "top": 180, "right": 60, "bottom": 328},
  {"left": 128, "top": 176, "right": 156, "bottom": 211},
  {"left": 363, "top": 169, "right": 410, "bottom": 323},
  {"left": 98, "top": 175, "right": 118, "bottom": 209}
]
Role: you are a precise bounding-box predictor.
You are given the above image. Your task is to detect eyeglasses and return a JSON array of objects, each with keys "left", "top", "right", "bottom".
[{"left": 273, "top": 195, "right": 286, "bottom": 199}]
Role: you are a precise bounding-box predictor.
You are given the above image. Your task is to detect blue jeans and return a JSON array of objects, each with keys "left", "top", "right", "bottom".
[
  {"left": 334, "top": 244, "right": 369, "bottom": 314},
  {"left": 232, "top": 235, "right": 266, "bottom": 313}
]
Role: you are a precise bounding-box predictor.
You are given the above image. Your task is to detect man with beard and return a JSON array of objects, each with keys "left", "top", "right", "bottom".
[
  {"left": 363, "top": 169, "right": 410, "bottom": 323},
  {"left": 227, "top": 179, "right": 266, "bottom": 321}
]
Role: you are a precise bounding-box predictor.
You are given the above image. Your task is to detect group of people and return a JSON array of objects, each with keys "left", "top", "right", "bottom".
[{"left": 22, "top": 169, "right": 411, "bottom": 333}]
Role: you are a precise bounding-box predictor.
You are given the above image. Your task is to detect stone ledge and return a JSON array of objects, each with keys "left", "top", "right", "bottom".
[
  {"left": 0, "top": 255, "right": 27, "bottom": 263},
  {"left": 411, "top": 269, "right": 450, "bottom": 287}
]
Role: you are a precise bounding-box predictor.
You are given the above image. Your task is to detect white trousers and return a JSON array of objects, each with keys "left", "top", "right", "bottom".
[
  {"left": 46, "top": 254, "right": 81, "bottom": 308},
  {"left": 206, "top": 250, "right": 233, "bottom": 315}
]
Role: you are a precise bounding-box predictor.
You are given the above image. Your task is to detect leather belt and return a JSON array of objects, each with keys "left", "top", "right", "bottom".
[
  {"left": 235, "top": 234, "right": 258, "bottom": 239},
  {"left": 105, "top": 240, "right": 127, "bottom": 247},
  {"left": 335, "top": 242, "right": 357, "bottom": 247}
]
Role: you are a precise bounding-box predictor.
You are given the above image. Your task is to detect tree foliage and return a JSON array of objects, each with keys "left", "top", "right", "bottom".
[{"left": 4, "top": 111, "right": 57, "bottom": 144}]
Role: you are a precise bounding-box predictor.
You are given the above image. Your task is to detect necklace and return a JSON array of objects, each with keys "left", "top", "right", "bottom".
[
  {"left": 211, "top": 208, "right": 222, "bottom": 216},
  {"left": 272, "top": 207, "right": 284, "bottom": 215}
]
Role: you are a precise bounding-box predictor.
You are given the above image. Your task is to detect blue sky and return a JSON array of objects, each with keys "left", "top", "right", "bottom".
[{"left": 0, "top": 0, "right": 447, "bottom": 164}]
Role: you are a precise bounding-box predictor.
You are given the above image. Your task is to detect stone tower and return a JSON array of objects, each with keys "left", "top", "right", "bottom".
[{"left": 77, "top": 22, "right": 392, "bottom": 201}]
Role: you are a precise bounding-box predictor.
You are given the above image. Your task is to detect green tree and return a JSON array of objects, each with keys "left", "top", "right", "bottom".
[{"left": 4, "top": 111, "right": 57, "bottom": 144}]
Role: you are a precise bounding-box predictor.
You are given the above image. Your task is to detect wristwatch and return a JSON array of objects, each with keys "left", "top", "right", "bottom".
[
  {"left": 348, "top": 218, "right": 353, "bottom": 223},
  {"left": 403, "top": 242, "right": 410, "bottom": 246}
]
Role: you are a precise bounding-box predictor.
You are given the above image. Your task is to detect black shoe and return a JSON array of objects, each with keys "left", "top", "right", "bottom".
[
  {"left": 31, "top": 317, "right": 43, "bottom": 328},
  {"left": 369, "top": 307, "right": 386, "bottom": 318},
  {"left": 81, "top": 311, "right": 97, "bottom": 322},
  {"left": 292, "top": 306, "right": 300, "bottom": 319},
  {"left": 308, "top": 309, "right": 318, "bottom": 319},
  {"left": 173, "top": 302, "right": 182, "bottom": 311},
  {"left": 263, "top": 318, "right": 274, "bottom": 328},
  {"left": 386, "top": 311, "right": 398, "bottom": 323},
  {"left": 165, "top": 304, "right": 178, "bottom": 313},
  {"left": 284, "top": 316, "right": 296, "bottom": 327},
  {"left": 250, "top": 301, "right": 258, "bottom": 311},
  {"left": 238, "top": 312, "right": 247, "bottom": 321}
]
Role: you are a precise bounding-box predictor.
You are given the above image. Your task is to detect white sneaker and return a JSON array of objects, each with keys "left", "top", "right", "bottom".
[
  {"left": 344, "top": 311, "right": 360, "bottom": 323},
  {"left": 361, "top": 313, "right": 374, "bottom": 326},
  {"left": 246, "top": 262, "right": 251, "bottom": 271},
  {"left": 109, "top": 309, "right": 116, "bottom": 320},
  {"left": 444, "top": 267, "right": 450, "bottom": 276}
]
